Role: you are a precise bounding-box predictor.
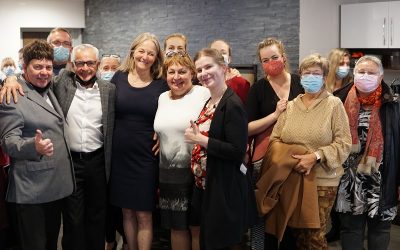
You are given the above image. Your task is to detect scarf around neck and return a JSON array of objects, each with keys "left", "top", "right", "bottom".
[{"left": 343, "top": 84, "right": 384, "bottom": 174}]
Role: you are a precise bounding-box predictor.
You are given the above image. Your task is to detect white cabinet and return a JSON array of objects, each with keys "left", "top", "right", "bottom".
[{"left": 341, "top": 1, "right": 400, "bottom": 48}]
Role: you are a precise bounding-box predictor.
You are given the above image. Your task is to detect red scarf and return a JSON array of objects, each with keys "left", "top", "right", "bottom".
[{"left": 344, "top": 84, "right": 383, "bottom": 174}]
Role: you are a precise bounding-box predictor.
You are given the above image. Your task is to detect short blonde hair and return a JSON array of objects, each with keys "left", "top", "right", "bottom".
[
  {"left": 163, "top": 52, "right": 195, "bottom": 79},
  {"left": 299, "top": 53, "right": 329, "bottom": 76},
  {"left": 120, "top": 32, "right": 163, "bottom": 79},
  {"left": 1, "top": 57, "right": 16, "bottom": 70},
  {"left": 194, "top": 48, "right": 225, "bottom": 67},
  {"left": 257, "top": 37, "right": 290, "bottom": 73}
]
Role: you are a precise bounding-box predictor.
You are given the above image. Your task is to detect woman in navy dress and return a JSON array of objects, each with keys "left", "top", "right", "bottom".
[{"left": 110, "top": 32, "right": 168, "bottom": 250}]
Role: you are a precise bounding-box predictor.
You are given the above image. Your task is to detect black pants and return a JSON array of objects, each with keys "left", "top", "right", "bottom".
[
  {"left": 62, "top": 149, "right": 107, "bottom": 250},
  {"left": 11, "top": 200, "right": 63, "bottom": 250}
]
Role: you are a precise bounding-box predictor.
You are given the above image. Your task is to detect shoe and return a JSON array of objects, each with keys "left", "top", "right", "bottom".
[{"left": 326, "top": 228, "right": 340, "bottom": 243}]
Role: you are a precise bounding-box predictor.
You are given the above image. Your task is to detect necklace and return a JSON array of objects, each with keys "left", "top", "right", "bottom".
[{"left": 128, "top": 73, "right": 152, "bottom": 87}]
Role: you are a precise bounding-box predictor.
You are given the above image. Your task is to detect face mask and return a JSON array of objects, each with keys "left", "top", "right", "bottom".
[
  {"left": 262, "top": 60, "right": 284, "bottom": 77},
  {"left": 3, "top": 66, "right": 15, "bottom": 76},
  {"left": 301, "top": 75, "right": 324, "bottom": 93},
  {"left": 18, "top": 62, "right": 23, "bottom": 71},
  {"left": 100, "top": 71, "right": 115, "bottom": 81},
  {"left": 54, "top": 46, "right": 70, "bottom": 63},
  {"left": 354, "top": 73, "right": 380, "bottom": 93},
  {"left": 222, "top": 54, "right": 230, "bottom": 65},
  {"left": 336, "top": 66, "right": 350, "bottom": 79}
]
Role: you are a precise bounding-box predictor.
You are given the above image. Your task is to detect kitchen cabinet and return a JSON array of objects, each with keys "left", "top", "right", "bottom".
[{"left": 341, "top": 1, "right": 400, "bottom": 48}]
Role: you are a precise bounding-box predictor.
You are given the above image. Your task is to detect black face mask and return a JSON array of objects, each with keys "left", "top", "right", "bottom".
[
  {"left": 75, "top": 75, "right": 97, "bottom": 87},
  {"left": 29, "top": 82, "right": 51, "bottom": 96}
]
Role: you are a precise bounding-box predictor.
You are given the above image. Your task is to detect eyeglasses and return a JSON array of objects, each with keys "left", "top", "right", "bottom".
[
  {"left": 102, "top": 54, "right": 120, "bottom": 59},
  {"left": 165, "top": 50, "right": 187, "bottom": 58},
  {"left": 74, "top": 60, "right": 97, "bottom": 68},
  {"left": 51, "top": 40, "right": 72, "bottom": 47}
]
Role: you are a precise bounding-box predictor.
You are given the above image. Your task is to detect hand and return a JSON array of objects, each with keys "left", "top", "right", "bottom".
[
  {"left": 273, "top": 99, "right": 288, "bottom": 118},
  {"left": 152, "top": 132, "right": 160, "bottom": 156},
  {"left": 35, "top": 129, "right": 53, "bottom": 157},
  {"left": 0, "top": 76, "right": 24, "bottom": 104},
  {"left": 292, "top": 153, "right": 317, "bottom": 175},
  {"left": 184, "top": 120, "right": 208, "bottom": 148}
]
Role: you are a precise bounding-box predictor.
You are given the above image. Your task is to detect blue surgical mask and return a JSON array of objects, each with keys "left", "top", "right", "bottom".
[
  {"left": 53, "top": 46, "right": 70, "bottom": 63},
  {"left": 3, "top": 66, "right": 15, "bottom": 76},
  {"left": 100, "top": 71, "right": 115, "bottom": 81},
  {"left": 336, "top": 66, "right": 350, "bottom": 79},
  {"left": 18, "top": 62, "right": 23, "bottom": 71},
  {"left": 301, "top": 75, "right": 324, "bottom": 93}
]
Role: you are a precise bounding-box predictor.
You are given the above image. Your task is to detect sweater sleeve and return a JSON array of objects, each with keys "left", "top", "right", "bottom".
[
  {"left": 317, "top": 100, "right": 352, "bottom": 170},
  {"left": 269, "top": 106, "right": 287, "bottom": 143}
]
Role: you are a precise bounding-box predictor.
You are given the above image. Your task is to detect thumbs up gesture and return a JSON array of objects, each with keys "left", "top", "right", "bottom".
[
  {"left": 35, "top": 129, "right": 54, "bottom": 157},
  {"left": 184, "top": 120, "right": 208, "bottom": 148}
]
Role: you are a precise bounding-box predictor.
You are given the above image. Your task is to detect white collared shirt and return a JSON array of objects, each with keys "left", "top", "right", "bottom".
[{"left": 65, "top": 81, "right": 103, "bottom": 152}]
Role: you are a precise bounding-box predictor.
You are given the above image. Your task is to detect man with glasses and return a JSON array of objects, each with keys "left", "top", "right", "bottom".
[
  {"left": 47, "top": 27, "right": 73, "bottom": 75},
  {"left": 55, "top": 44, "right": 115, "bottom": 250},
  {"left": 0, "top": 44, "right": 115, "bottom": 250}
]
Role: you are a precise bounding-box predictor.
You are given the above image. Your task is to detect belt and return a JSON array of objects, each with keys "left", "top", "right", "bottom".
[{"left": 70, "top": 147, "right": 103, "bottom": 160}]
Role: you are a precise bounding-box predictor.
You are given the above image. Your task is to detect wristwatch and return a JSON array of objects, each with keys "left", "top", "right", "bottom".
[{"left": 314, "top": 152, "right": 321, "bottom": 163}]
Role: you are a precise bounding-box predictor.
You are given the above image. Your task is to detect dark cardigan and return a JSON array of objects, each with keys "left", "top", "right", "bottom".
[{"left": 200, "top": 87, "right": 257, "bottom": 249}]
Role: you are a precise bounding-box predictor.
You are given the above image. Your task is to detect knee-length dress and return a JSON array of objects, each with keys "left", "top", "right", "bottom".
[{"left": 110, "top": 71, "right": 168, "bottom": 211}]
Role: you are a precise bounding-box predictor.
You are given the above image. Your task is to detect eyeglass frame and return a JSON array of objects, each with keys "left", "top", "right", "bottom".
[{"left": 73, "top": 60, "right": 98, "bottom": 68}]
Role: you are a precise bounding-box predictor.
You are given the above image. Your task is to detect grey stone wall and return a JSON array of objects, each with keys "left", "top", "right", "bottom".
[{"left": 84, "top": 0, "right": 299, "bottom": 78}]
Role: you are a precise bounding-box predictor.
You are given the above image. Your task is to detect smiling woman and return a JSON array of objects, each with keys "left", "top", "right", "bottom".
[
  {"left": 109, "top": 32, "right": 169, "bottom": 250},
  {"left": 184, "top": 48, "right": 257, "bottom": 250},
  {"left": 154, "top": 52, "right": 209, "bottom": 250}
]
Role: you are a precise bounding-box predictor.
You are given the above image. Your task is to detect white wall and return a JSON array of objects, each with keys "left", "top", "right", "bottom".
[
  {"left": 299, "top": 0, "right": 388, "bottom": 61},
  {"left": 0, "top": 0, "right": 85, "bottom": 63}
]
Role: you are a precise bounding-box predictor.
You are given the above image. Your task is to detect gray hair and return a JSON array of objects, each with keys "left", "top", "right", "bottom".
[
  {"left": 354, "top": 55, "right": 384, "bottom": 76},
  {"left": 71, "top": 44, "right": 100, "bottom": 62},
  {"left": 47, "top": 27, "right": 72, "bottom": 43}
]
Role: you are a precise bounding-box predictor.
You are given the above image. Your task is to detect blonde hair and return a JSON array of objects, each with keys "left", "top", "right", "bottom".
[
  {"left": 299, "top": 53, "right": 329, "bottom": 76},
  {"left": 326, "top": 48, "right": 352, "bottom": 93},
  {"left": 194, "top": 48, "right": 226, "bottom": 67},
  {"left": 163, "top": 52, "right": 195, "bottom": 79},
  {"left": 257, "top": 37, "right": 290, "bottom": 73},
  {"left": 163, "top": 33, "right": 188, "bottom": 51},
  {"left": 1, "top": 57, "right": 16, "bottom": 70},
  {"left": 120, "top": 32, "right": 163, "bottom": 79}
]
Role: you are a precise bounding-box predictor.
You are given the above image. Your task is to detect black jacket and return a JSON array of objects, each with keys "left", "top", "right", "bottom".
[
  {"left": 379, "top": 83, "right": 400, "bottom": 212},
  {"left": 201, "top": 87, "right": 257, "bottom": 249}
]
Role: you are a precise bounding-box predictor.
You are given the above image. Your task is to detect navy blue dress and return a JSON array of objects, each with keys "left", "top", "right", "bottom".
[{"left": 110, "top": 71, "right": 168, "bottom": 211}]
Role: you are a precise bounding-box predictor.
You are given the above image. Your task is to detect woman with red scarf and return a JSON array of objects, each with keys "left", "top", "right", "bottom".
[{"left": 335, "top": 55, "right": 400, "bottom": 250}]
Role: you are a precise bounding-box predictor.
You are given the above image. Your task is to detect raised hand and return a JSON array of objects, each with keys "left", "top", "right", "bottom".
[{"left": 35, "top": 129, "right": 53, "bottom": 157}]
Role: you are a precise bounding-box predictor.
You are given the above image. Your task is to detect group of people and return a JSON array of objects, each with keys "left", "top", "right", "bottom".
[{"left": 0, "top": 27, "right": 399, "bottom": 250}]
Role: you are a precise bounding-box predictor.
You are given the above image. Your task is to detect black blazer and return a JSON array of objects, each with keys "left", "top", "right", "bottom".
[{"left": 201, "top": 87, "right": 257, "bottom": 249}]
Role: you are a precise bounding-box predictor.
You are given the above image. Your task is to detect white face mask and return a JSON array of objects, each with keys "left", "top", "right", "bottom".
[
  {"left": 354, "top": 73, "right": 380, "bottom": 93},
  {"left": 222, "top": 54, "right": 230, "bottom": 65}
]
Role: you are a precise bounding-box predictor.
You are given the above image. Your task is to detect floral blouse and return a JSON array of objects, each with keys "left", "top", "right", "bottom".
[
  {"left": 335, "top": 108, "right": 397, "bottom": 221},
  {"left": 191, "top": 101, "right": 215, "bottom": 190}
]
